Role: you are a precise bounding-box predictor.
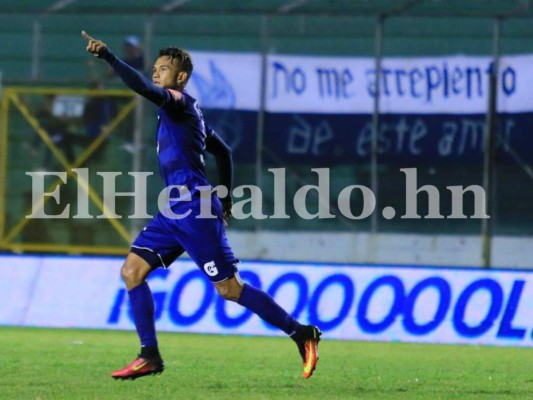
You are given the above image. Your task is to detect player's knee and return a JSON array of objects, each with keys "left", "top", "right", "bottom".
[
  {"left": 120, "top": 253, "right": 152, "bottom": 289},
  {"left": 215, "top": 282, "right": 242, "bottom": 302},
  {"left": 121, "top": 263, "right": 145, "bottom": 287},
  {"left": 216, "top": 285, "right": 237, "bottom": 301}
]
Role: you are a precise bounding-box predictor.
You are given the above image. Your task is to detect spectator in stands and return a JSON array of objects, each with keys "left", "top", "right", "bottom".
[
  {"left": 123, "top": 36, "right": 145, "bottom": 71},
  {"left": 82, "top": 80, "right": 116, "bottom": 161},
  {"left": 84, "top": 80, "right": 114, "bottom": 139},
  {"left": 34, "top": 94, "right": 75, "bottom": 169},
  {"left": 107, "top": 35, "right": 145, "bottom": 79}
]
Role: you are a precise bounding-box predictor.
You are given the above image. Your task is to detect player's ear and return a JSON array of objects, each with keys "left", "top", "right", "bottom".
[{"left": 177, "top": 71, "right": 188, "bottom": 86}]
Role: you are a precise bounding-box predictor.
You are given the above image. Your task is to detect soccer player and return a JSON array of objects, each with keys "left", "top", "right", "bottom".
[{"left": 81, "top": 31, "right": 321, "bottom": 380}]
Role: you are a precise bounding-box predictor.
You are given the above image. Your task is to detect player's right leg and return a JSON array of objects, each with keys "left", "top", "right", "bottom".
[
  {"left": 111, "top": 214, "right": 183, "bottom": 380},
  {"left": 110, "top": 352, "right": 164, "bottom": 380},
  {"left": 111, "top": 252, "right": 165, "bottom": 380},
  {"left": 112, "top": 198, "right": 219, "bottom": 380}
]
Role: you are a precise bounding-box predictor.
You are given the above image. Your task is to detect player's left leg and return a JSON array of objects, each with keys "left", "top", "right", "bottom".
[
  {"left": 289, "top": 324, "right": 322, "bottom": 379},
  {"left": 215, "top": 276, "right": 321, "bottom": 379},
  {"left": 215, "top": 275, "right": 299, "bottom": 335},
  {"left": 175, "top": 194, "right": 322, "bottom": 378}
]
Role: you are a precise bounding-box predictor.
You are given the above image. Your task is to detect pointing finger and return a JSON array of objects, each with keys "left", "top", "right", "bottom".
[{"left": 81, "top": 30, "right": 95, "bottom": 42}]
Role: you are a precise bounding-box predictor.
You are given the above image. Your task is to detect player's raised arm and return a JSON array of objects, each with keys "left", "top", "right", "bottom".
[{"left": 81, "top": 30, "right": 172, "bottom": 107}]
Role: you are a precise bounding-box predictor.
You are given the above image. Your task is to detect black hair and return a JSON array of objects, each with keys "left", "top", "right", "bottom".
[{"left": 158, "top": 47, "right": 193, "bottom": 85}]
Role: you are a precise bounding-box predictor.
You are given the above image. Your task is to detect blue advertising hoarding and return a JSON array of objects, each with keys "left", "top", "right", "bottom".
[{"left": 1, "top": 254, "right": 531, "bottom": 347}]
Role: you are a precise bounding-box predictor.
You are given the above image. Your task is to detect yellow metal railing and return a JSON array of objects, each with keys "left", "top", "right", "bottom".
[
  {"left": 0, "top": 90, "right": 8, "bottom": 243},
  {"left": 0, "top": 86, "right": 139, "bottom": 255}
]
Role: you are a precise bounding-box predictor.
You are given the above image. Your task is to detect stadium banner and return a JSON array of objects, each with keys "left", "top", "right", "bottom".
[
  {"left": 1, "top": 254, "right": 532, "bottom": 347},
  {"left": 190, "top": 52, "right": 533, "bottom": 164},
  {"left": 260, "top": 112, "right": 531, "bottom": 165},
  {"left": 188, "top": 52, "right": 533, "bottom": 114},
  {"left": 204, "top": 110, "right": 533, "bottom": 165}
]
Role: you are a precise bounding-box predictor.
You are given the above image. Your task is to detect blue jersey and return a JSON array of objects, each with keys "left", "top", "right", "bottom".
[
  {"left": 105, "top": 49, "right": 238, "bottom": 278},
  {"left": 156, "top": 90, "right": 210, "bottom": 192},
  {"left": 102, "top": 51, "right": 221, "bottom": 196}
]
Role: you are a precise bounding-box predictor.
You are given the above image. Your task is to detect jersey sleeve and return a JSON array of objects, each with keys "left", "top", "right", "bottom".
[
  {"left": 205, "top": 130, "right": 233, "bottom": 196},
  {"left": 205, "top": 123, "right": 216, "bottom": 139},
  {"left": 161, "top": 89, "right": 186, "bottom": 109},
  {"left": 101, "top": 49, "right": 179, "bottom": 107}
]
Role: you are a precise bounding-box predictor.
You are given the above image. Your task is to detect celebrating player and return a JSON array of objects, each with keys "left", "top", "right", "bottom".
[{"left": 81, "top": 31, "right": 321, "bottom": 380}]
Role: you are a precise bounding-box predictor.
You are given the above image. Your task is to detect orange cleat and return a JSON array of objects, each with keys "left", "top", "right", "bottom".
[
  {"left": 292, "top": 325, "right": 322, "bottom": 379},
  {"left": 111, "top": 355, "right": 164, "bottom": 380}
]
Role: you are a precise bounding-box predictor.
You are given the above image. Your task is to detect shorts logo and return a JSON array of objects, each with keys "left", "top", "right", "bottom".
[{"left": 203, "top": 261, "right": 218, "bottom": 277}]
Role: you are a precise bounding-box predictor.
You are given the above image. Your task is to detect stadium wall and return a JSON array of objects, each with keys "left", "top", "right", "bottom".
[
  {"left": 227, "top": 231, "right": 533, "bottom": 269},
  {"left": 1, "top": 254, "right": 532, "bottom": 347}
]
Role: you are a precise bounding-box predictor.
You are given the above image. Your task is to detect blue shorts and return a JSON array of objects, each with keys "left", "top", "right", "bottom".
[{"left": 131, "top": 194, "right": 239, "bottom": 283}]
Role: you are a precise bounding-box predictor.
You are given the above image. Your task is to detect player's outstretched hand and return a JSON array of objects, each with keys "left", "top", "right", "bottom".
[{"left": 81, "top": 30, "right": 107, "bottom": 57}]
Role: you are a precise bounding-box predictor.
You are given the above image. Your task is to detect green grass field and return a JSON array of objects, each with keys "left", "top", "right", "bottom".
[{"left": 0, "top": 327, "right": 532, "bottom": 400}]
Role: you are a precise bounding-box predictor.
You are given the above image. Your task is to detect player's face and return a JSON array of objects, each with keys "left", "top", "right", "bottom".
[
  {"left": 152, "top": 56, "right": 187, "bottom": 89},
  {"left": 152, "top": 56, "right": 180, "bottom": 89}
]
